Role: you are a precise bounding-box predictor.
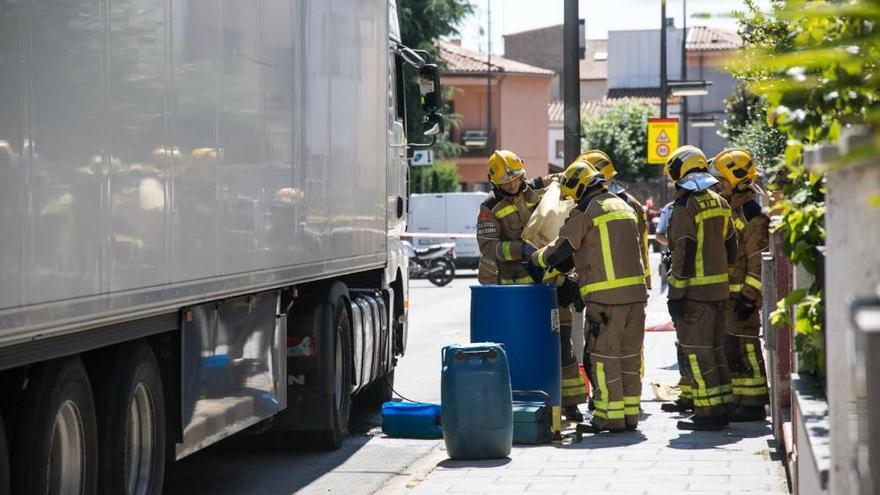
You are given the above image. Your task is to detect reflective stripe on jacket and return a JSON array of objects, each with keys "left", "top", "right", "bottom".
[
  {"left": 668, "top": 188, "right": 736, "bottom": 302},
  {"left": 476, "top": 181, "right": 548, "bottom": 285},
  {"left": 536, "top": 190, "right": 647, "bottom": 305},
  {"left": 619, "top": 191, "right": 652, "bottom": 290},
  {"left": 727, "top": 191, "right": 769, "bottom": 302}
]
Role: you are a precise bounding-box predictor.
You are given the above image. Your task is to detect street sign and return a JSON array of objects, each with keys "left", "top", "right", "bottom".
[
  {"left": 647, "top": 118, "right": 679, "bottom": 165},
  {"left": 409, "top": 150, "right": 434, "bottom": 167}
]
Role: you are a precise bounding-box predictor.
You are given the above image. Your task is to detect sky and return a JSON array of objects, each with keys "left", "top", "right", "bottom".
[{"left": 454, "top": 0, "right": 772, "bottom": 55}]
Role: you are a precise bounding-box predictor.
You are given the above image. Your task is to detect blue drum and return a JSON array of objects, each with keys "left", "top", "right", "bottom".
[
  {"left": 441, "top": 343, "right": 513, "bottom": 460},
  {"left": 470, "top": 284, "right": 562, "bottom": 433}
]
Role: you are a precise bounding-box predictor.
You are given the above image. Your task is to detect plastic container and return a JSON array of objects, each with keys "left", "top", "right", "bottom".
[
  {"left": 441, "top": 343, "right": 512, "bottom": 460},
  {"left": 381, "top": 401, "right": 443, "bottom": 439},
  {"left": 512, "top": 390, "right": 553, "bottom": 445},
  {"left": 470, "top": 284, "right": 562, "bottom": 432}
]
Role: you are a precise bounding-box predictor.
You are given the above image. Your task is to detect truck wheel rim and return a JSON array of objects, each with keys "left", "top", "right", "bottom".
[
  {"left": 126, "top": 382, "right": 156, "bottom": 495},
  {"left": 49, "top": 400, "right": 85, "bottom": 495}
]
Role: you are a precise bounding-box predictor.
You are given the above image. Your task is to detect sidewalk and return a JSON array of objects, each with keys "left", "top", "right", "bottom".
[{"left": 398, "top": 282, "right": 790, "bottom": 495}]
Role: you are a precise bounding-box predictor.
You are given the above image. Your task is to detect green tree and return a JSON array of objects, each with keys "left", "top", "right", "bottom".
[
  {"left": 728, "top": 0, "right": 880, "bottom": 378},
  {"left": 580, "top": 99, "right": 660, "bottom": 183},
  {"left": 398, "top": 0, "right": 474, "bottom": 156},
  {"left": 410, "top": 160, "right": 461, "bottom": 193},
  {"left": 720, "top": 84, "right": 764, "bottom": 141},
  {"left": 730, "top": 118, "right": 787, "bottom": 172}
]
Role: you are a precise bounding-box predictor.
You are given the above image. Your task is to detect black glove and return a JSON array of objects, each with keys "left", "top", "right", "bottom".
[
  {"left": 554, "top": 255, "right": 575, "bottom": 273},
  {"left": 734, "top": 296, "right": 757, "bottom": 321},
  {"left": 556, "top": 277, "right": 580, "bottom": 307},
  {"left": 667, "top": 298, "right": 685, "bottom": 321},
  {"left": 572, "top": 296, "right": 586, "bottom": 313},
  {"left": 524, "top": 259, "right": 545, "bottom": 284},
  {"left": 521, "top": 243, "right": 536, "bottom": 259}
]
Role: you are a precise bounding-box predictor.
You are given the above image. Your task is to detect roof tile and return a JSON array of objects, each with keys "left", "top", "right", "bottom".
[
  {"left": 438, "top": 41, "right": 554, "bottom": 76},
  {"left": 686, "top": 26, "right": 742, "bottom": 51}
]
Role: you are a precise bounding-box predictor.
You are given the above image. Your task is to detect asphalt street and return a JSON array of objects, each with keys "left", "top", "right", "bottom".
[{"left": 162, "top": 273, "right": 473, "bottom": 495}]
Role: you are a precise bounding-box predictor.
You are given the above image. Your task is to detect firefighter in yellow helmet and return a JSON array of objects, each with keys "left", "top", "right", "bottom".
[
  {"left": 476, "top": 150, "right": 588, "bottom": 421},
  {"left": 709, "top": 148, "right": 770, "bottom": 422},
  {"left": 663, "top": 145, "right": 736, "bottom": 430},
  {"left": 580, "top": 150, "right": 652, "bottom": 289},
  {"left": 529, "top": 160, "right": 647, "bottom": 432}
]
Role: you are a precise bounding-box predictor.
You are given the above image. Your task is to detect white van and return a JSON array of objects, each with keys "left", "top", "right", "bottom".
[{"left": 408, "top": 192, "right": 490, "bottom": 269}]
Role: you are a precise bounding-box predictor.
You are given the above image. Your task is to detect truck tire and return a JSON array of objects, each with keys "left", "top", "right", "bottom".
[
  {"left": 94, "top": 342, "right": 166, "bottom": 495},
  {"left": 302, "top": 297, "right": 352, "bottom": 450},
  {"left": 12, "top": 356, "right": 98, "bottom": 495},
  {"left": 354, "top": 369, "right": 394, "bottom": 409},
  {"left": 0, "top": 411, "right": 9, "bottom": 495}
]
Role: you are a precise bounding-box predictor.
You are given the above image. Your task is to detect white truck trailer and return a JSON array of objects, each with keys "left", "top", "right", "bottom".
[{"left": 0, "top": 1, "right": 442, "bottom": 493}]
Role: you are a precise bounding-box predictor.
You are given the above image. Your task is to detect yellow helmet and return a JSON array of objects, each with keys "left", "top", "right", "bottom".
[
  {"left": 665, "top": 145, "right": 708, "bottom": 182},
  {"left": 577, "top": 150, "right": 616, "bottom": 180},
  {"left": 487, "top": 150, "right": 526, "bottom": 186},
  {"left": 709, "top": 148, "right": 759, "bottom": 189},
  {"left": 560, "top": 160, "right": 605, "bottom": 200}
]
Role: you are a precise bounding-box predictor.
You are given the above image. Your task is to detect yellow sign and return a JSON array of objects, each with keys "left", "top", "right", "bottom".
[{"left": 647, "top": 118, "right": 679, "bottom": 164}]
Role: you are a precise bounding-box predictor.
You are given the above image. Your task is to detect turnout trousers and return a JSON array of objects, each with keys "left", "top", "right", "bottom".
[
  {"left": 724, "top": 300, "right": 770, "bottom": 407},
  {"left": 559, "top": 305, "right": 588, "bottom": 407},
  {"left": 584, "top": 302, "right": 646, "bottom": 430},
  {"left": 674, "top": 300, "right": 733, "bottom": 419}
]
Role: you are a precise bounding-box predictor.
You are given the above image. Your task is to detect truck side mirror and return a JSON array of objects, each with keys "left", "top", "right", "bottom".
[
  {"left": 422, "top": 112, "right": 444, "bottom": 137},
  {"left": 418, "top": 64, "right": 442, "bottom": 114}
]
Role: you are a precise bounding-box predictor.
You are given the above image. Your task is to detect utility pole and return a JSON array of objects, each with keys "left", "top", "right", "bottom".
[
  {"left": 486, "top": 0, "right": 493, "bottom": 150},
  {"left": 680, "top": 0, "right": 688, "bottom": 145},
  {"left": 563, "top": 0, "right": 580, "bottom": 167},
  {"left": 660, "top": 0, "right": 667, "bottom": 119}
]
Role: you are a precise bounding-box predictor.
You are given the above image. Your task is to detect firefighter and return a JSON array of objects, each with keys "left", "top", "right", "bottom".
[
  {"left": 663, "top": 145, "right": 737, "bottom": 431},
  {"left": 709, "top": 149, "right": 770, "bottom": 422},
  {"left": 583, "top": 150, "right": 652, "bottom": 290},
  {"left": 476, "top": 150, "right": 588, "bottom": 421},
  {"left": 529, "top": 160, "right": 647, "bottom": 432}
]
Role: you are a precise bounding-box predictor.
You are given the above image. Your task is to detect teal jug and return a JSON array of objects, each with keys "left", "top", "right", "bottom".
[{"left": 441, "top": 343, "right": 512, "bottom": 460}]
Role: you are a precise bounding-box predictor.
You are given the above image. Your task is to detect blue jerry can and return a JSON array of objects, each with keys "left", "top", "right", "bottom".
[
  {"left": 470, "top": 284, "right": 562, "bottom": 433},
  {"left": 441, "top": 343, "right": 512, "bottom": 460},
  {"left": 381, "top": 401, "right": 443, "bottom": 439}
]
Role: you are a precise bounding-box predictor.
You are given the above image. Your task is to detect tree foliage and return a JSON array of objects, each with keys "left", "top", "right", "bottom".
[
  {"left": 729, "top": 0, "right": 880, "bottom": 379},
  {"left": 730, "top": 118, "right": 787, "bottom": 172},
  {"left": 580, "top": 99, "right": 660, "bottom": 183},
  {"left": 720, "top": 84, "right": 764, "bottom": 141},
  {"left": 398, "top": 0, "right": 474, "bottom": 157},
  {"left": 410, "top": 161, "right": 461, "bottom": 193}
]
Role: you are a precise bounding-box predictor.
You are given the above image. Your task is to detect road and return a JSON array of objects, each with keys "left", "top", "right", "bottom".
[{"left": 162, "top": 273, "right": 473, "bottom": 495}]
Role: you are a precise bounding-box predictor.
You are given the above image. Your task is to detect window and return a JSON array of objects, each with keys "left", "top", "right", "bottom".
[{"left": 555, "top": 140, "right": 565, "bottom": 159}]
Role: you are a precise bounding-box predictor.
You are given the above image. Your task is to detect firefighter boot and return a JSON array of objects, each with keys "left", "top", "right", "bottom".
[
  {"left": 564, "top": 405, "right": 584, "bottom": 422},
  {"left": 729, "top": 405, "right": 767, "bottom": 422},
  {"left": 661, "top": 397, "right": 694, "bottom": 413},
  {"left": 676, "top": 416, "right": 727, "bottom": 431}
]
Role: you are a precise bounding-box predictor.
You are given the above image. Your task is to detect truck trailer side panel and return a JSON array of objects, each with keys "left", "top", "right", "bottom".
[{"left": 0, "top": 0, "right": 389, "bottom": 350}]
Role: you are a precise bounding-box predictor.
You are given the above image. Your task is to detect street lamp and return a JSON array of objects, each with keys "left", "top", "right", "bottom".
[
  {"left": 668, "top": 80, "right": 712, "bottom": 97},
  {"left": 689, "top": 116, "right": 717, "bottom": 128}
]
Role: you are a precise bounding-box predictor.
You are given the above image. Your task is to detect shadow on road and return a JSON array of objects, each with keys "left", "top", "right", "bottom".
[
  {"left": 163, "top": 407, "right": 384, "bottom": 495},
  {"left": 436, "top": 457, "right": 512, "bottom": 469}
]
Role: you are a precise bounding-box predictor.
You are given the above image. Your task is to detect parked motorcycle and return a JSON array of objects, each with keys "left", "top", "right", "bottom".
[{"left": 404, "top": 241, "right": 456, "bottom": 287}]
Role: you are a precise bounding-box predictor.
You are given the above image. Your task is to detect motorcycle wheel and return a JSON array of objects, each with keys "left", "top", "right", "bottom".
[{"left": 427, "top": 258, "right": 455, "bottom": 287}]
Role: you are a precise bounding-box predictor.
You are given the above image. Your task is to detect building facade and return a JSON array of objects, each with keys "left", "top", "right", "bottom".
[{"left": 438, "top": 41, "right": 553, "bottom": 191}]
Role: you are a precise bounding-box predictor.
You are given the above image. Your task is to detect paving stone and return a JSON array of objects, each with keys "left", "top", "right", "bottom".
[
  {"left": 526, "top": 482, "right": 587, "bottom": 492},
  {"left": 396, "top": 308, "right": 789, "bottom": 495}
]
